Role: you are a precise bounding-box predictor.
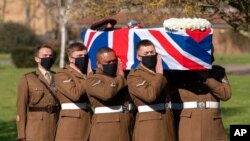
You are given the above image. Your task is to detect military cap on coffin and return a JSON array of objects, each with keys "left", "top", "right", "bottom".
[{"left": 90, "top": 18, "right": 117, "bottom": 31}]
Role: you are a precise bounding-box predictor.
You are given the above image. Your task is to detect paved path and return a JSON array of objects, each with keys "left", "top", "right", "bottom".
[{"left": 223, "top": 64, "right": 250, "bottom": 75}]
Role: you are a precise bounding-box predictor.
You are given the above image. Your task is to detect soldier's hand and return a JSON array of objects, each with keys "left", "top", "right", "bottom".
[
  {"left": 197, "top": 70, "right": 210, "bottom": 81},
  {"left": 210, "top": 65, "right": 226, "bottom": 81},
  {"left": 87, "top": 59, "right": 92, "bottom": 75},
  {"left": 117, "top": 58, "right": 125, "bottom": 77},
  {"left": 17, "top": 138, "right": 26, "bottom": 141},
  {"left": 155, "top": 54, "right": 163, "bottom": 74}
]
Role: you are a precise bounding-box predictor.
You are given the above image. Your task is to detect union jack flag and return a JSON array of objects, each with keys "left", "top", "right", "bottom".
[{"left": 81, "top": 28, "right": 213, "bottom": 70}]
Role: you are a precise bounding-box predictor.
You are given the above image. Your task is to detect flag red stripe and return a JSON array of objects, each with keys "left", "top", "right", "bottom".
[
  {"left": 86, "top": 32, "right": 96, "bottom": 49},
  {"left": 113, "top": 29, "right": 129, "bottom": 70},
  {"left": 149, "top": 30, "right": 206, "bottom": 69}
]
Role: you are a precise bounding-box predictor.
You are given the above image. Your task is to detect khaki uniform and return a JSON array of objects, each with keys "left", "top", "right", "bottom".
[
  {"left": 127, "top": 64, "right": 176, "bottom": 141},
  {"left": 86, "top": 69, "right": 134, "bottom": 141},
  {"left": 171, "top": 70, "right": 231, "bottom": 141},
  {"left": 16, "top": 68, "right": 60, "bottom": 141},
  {"left": 54, "top": 65, "right": 91, "bottom": 141}
]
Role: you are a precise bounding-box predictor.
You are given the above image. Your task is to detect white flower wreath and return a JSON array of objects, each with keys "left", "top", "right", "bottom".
[{"left": 163, "top": 18, "right": 211, "bottom": 31}]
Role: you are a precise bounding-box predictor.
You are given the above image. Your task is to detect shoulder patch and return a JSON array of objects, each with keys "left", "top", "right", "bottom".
[
  {"left": 16, "top": 115, "right": 20, "bottom": 122},
  {"left": 136, "top": 80, "right": 146, "bottom": 87},
  {"left": 110, "top": 82, "right": 117, "bottom": 88},
  {"left": 92, "top": 80, "right": 102, "bottom": 87},
  {"left": 63, "top": 79, "right": 72, "bottom": 83},
  {"left": 221, "top": 78, "right": 228, "bottom": 84}
]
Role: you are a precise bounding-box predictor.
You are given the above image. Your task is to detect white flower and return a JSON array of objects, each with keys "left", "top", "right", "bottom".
[{"left": 163, "top": 18, "right": 211, "bottom": 31}]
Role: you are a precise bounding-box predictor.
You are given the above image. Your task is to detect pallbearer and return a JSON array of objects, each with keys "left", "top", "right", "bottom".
[
  {"left": 86, "top": 47, "right": 134, "bottom": 141},
  {"left": 54, "top": 42, "right": 91, "bottom": 141},
  {"left": 127, "top": 39, "right": 176, "bottom": 141}
]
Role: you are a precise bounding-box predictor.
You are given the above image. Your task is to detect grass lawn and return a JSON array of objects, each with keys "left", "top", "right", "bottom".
[
  {"left": 214, "top": 54, "right": 250, "bottom": 65},
  {"left": 0, "top": 54, "right": 250, "bottom": 140}
]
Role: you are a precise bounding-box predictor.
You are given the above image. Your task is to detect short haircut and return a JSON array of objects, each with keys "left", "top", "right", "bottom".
[
  {"left": 67, "top": 42, "right": 87, "bottom": 56},
  {"left": 34, "top": 44, "right": 53, "bottom": 57},
  {"left": 136, "top": 39, "right": 155, "bottom": 51},
  {"left": 96, "top": 47, "right": 114, "bottom": 62}
]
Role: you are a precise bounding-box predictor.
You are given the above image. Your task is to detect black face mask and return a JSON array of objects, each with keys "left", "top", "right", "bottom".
[
  {"left": 102, "top": 63, "right": 117, "bottom": 77},
  {"left": 141, "top": 54, "right": 157, "bottom": 69},
  {"left": 75, "top": 56, "right": 88, "bottom": 74},
  {"left": 40, "top": 57, "right": 54, "bottom": 70}
]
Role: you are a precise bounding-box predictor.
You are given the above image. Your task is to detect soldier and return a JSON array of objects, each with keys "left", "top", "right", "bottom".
[
  {"left": 86, "top": 47, "right": 134, "bottom": 141},
  {"left": 171, "top": 65, "right": 232, "bottom": 141},
  {"left": 127, "top": 39, "right": 176, "bottom": 141},
  {"left": 54, "top": 42, "right": 91, "bottom": 141},
  {"left": 16, "top": 45, "right": 60, "bottom": 141}
]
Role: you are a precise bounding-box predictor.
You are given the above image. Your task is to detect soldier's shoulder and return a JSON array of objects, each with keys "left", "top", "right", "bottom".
[
  {"left": 55, "top": 68, "right": 72, "bottom": 79},
  {"left": 23, "top": 71, "right": 36, "bottom": 77},
  {"left": 56, "top": 67, "right": 69, "bottom": 75},
  {"left": 128, "top": 68, "right": 140, "bottom": 76},
  {"left": 87, "top": 73, "right": 103, "bottom": 80}
]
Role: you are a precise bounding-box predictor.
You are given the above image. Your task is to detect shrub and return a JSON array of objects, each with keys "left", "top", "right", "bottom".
[
  {"left": 11, "top": 47, "right": 36, "bottom": 68},
  {"left": 11, "top": 47, "right": 59, "bottom": 68},
  {"left": 0, "top": 22, "right": 40, "bottom": 53}
]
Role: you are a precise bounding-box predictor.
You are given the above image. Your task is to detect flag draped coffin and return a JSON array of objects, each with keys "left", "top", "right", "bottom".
[{"left": 82, "top": 28, "right": 213, "bottom": 70}]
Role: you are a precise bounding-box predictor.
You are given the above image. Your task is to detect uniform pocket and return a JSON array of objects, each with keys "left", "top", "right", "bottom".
[
  {"left": 91, "top": 114, "right": 120, "bottom": 141},
  {"left": 136, "top": 112, "right": 164, "bottom": 141},
  {"left": 138, "top": 112, "right": 162, "bottom": 121},
  {"left": 212, "top": 111, "right": 227, "bottom": 140},
  {"left": 179, "top": 110, "right": 192, "bottom": 139},
  {"left": 180, "top": 110, "right": 192, "bottom": 118},
  {"left": 26, "top": 112, "right": 44, "bottom": 139},
  {"left": 28, "top": 112, "right": 43, "bottom": 120},
  {"left": 30, "top": 88, "right": 44, "bottom": 105},
  {"left": 96, "top": 113, "right": 120, "bottom": 123},
  {"left": 60, "top": 110, "right": 81, "bottom": 118},
  {"left": 57, "top": 110, "right": 82, "bottom": 139}
]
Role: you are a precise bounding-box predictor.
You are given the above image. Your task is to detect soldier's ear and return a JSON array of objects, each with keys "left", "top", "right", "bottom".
[
  {"left": 136, "top": 54, "right": 142, "bottom": 61},
  {"left": 34, "top": 56, "right": 40, "bottom": 63},
  {"left": 96, "top": 61, "right": 102, "bottom": 69},
  {"left": 69, "top": 57, "right": 74, "bottom": 64}
]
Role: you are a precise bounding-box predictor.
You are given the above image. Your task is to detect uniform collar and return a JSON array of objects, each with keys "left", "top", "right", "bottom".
[
  {"left": 38, "top": 66, "right": 51, "bottom": 77},
  {"left": 138, "top": 63, "right": 156, "bottom": 75},
  {"left": 35, "top": 68, "right": 51, "bottom": 85},
  {"left": 95, "top": 68, "right": 104, "bottom": 74},
  {"left": 66, "top": 65, "right": 86, "bottom": 79}
]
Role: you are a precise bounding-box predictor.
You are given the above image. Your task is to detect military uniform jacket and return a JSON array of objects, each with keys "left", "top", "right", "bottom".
[
  {"left": 54, "top": 65, "right": 91, "bottom": 141},
  {"left": 16, "top": 68, "right": 59, "bottom": 141},
  {"left": 127, "top": 64, "right": 176, "bottom": 141},
  {"left": 86, "top": 69, "right": 134, "bottom": 141},
  {"left": 175, "top": 71, "right": 232, "bottom": 141}
]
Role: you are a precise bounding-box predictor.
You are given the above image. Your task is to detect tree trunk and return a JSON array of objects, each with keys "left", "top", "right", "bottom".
[{"left": 59, "top": 23, "right": 66, "bottom": 68}]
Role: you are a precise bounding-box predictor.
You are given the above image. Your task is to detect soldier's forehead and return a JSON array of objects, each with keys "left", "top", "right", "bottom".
[
  {"left": 139, "top": 45, "right": 155, "bottom": 52},
  {"left": 101, "top": 52, "right": 116, "bottom": 59},
  {"left": 39, "top": 48, "right": 52, "bottom": 54}
]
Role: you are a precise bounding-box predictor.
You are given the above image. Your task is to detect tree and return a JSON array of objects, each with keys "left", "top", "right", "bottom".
[
  {"left": 41, "top": 0, "right": 84, "bottom": 68},
  {"left": 85, "top": 0, "right": 250, "bottom": 32}
]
